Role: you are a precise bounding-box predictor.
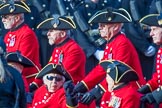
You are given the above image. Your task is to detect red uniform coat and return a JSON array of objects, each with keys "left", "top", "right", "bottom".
[
  {"left": 147, "top": 48, "right": 162, "bottom": 107},
  {"left": 4, "top": 24, "right": 42, "bottom": 86},
  {"left": 100, "top": 84, "right": 141, "bottom": 108},
  {"left": 32, "top": 85, "right": 95, "bottom": 108},
  {"left": 147, "top": 47, "right": 162, "bottom": 91},
  {"left": 82, "top": 33, "right": 146, "bottom": 90},
  {"left": 49, "top": 38, "right": 86, "bottom": 84}
]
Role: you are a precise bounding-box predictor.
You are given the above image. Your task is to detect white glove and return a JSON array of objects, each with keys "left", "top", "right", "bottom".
[
  {"left": 144, "top": 45, "right": 156, "bottom": 57},
  {"left": 94, "top": 50, "right": 104, "bottom": 61},
  {"left": 88, "top": 29, "right": 99, "bottom": 36}
]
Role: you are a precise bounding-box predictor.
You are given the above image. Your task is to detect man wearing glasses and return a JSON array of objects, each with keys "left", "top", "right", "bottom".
[{"left": 32, "top": 63, "right": 96, "bottom": 108}]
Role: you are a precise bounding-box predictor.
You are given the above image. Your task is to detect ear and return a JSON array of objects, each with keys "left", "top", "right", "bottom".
[
  {"left": 60, "top": 31, "right": 66, "bottom": 37},
  {"left": 14, "top": 15, "right": 20, "bottom": 22},
  {"left": 113, "top": 24, "right": 122, "bottom": 31}
]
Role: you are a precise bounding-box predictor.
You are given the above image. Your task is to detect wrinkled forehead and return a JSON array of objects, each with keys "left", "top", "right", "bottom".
[
  {"left": 150, "top": 26, "right": 162, "bottom": 29},
  {"left": 98, "top": 23, "right": 121, "bottom": 27},
  {"left": 150, "top": 26, "right": 162, "bottom": 32},
  {"left": 48, "top": 29, "right": 65, "bottom": 33}
]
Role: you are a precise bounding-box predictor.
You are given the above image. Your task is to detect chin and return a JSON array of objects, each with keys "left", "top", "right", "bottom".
[
  {"left": 48, "top": 89, "right": 55, "bottom": 93},
  {"left": 48, "top": 41, "right": 54, "bottom": 45},
  {"left": 4, "top": 26, "right": 11, "bottom": 29}
]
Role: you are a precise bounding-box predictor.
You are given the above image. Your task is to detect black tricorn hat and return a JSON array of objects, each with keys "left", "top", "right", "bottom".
[
  {"left": 0, "top": 1, "right": 30, "bottom": 15},
  {"left": 6, "top": 51, "right": 35, "bottom": 67},
  {"left": 37, "top": 14, "right": 76, "bottom": 30},
  {"left": 139, "top": 13, "right": 162, "bottom": 27},
  {"left": 36, "top": 63, "right": 72, "bottom": 81},
  {"left": 100, "top": 60, "right": 138, "bottom": 84},
  {"left": 88, "top": 7, "right": 132, "bottom": 24}
]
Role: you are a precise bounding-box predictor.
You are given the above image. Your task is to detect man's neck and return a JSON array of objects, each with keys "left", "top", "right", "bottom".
[{"left": 10, "top": 20, "right": 24, "bottom": 31}]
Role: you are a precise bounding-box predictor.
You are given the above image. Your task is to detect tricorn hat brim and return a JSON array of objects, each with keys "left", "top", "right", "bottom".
[
  {"left": 6, "top": 52, "right": 35, "bottom": 67},
  {"left": 139, "top": 14, "right": 162, "bottom": 27},
  {"left": 37, "top": 15, "right": 76, "bottom": 30},
  {"left": 88, "top": 7, "right": 132, "bottom": 24},
  {"left": 36, "top": 63, "right": 72, "bottom": 81},
  {"left": 0, "top": 1, "right": 30, "bottom": 15},
  {"left": 100, "top": 60, "right": 138, "bottom": 83}
]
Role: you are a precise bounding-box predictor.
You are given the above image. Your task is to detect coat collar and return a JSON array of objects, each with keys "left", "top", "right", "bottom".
[
  {"left": 107, "top": 32, "right": 121, "bottom": 43},
  {"left": 55, "top": 37, "right": 70, "bottom": 47},
  {"left": 10, "top": 22, "right": 25, "bottom": 32}
]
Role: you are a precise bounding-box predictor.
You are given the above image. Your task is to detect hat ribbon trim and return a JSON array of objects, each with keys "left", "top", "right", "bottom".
[
  {"left": 115, "top": 70, "right": 134, "bottom": 83},
  {"left": 37, "top": 18, "right": 54, "bottom": 29},
  {"left": 139, "top": 14, "right": 159, "bottom": 23},
  {"left": 60, "top": 17, "right": 76, "bottom": 29}
]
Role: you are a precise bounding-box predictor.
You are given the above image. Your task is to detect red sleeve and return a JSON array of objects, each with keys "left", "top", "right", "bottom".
[
  {"left": 147, "top": 72, "right": 159, "bottom": 91},
  {"left": 82, "top": 65, "right": 106, "bottom": 90}
]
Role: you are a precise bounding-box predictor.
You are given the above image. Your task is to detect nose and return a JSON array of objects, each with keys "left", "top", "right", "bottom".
[
  {"left": 47, "top": 31, "right": 50, "bottom": 36},
  {"left": 98, "top": 23, "right": 104, "bottom": 30},
  {"left": 52, "top": 78, "right": 57, "bottom": 83},
  {"left": 149, "top": 30, "right": 153, "bottom": 37},
  {"left": 98, "top": 24, "right": 102, "bottom": 30},
  {"left": 1, "top": 17, "right": 6, "bottom": 22}
]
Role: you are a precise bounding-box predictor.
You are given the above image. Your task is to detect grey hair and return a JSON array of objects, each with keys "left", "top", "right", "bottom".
[{"left": 18, "top": 13, "right": 24, "bottom": 23}]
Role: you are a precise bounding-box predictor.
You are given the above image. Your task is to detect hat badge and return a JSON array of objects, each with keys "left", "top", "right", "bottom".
[
  {"left": 108, "top": 16, "right": 112, "bottom": 21},
  {"left": 106, "top": 10, "right": 113, "bottom": 21},
  {"left": 53, "top": 23, "right": 58, "bottom": 28},
  {"left": 158, "top": 19, "right": 162, "bottom": 26},
  {"left": 9, "top": 4, "right": 15, "bottom": 13},
  {"left": 158, "top": 13, "right": 162, "bottom": 26},
  {"left": 51, "top": 14, "right": 60, "bottom": 28}
]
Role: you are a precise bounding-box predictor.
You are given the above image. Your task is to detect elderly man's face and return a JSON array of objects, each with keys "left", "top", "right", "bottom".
[
  {"left": 43, "top": 73, "right": 65, "bottom": 93},
  {"left": 47, "top": 29, "right": 66, "bottom": 45},
  {"left": 1, "top": 14, "right": 17, "bottom": 29},
  {"left": 98, "top": 23, "right": 121, "bottom": 40},
  {"left": 150, "top": 26, "right": 162, "bottom": 45}
]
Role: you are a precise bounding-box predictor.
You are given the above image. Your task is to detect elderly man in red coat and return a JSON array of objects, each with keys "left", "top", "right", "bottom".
[
  {"left": 32, "top": 63, "right": 95, "bottom": 108},
  {"left": 72, "top": 7, "right": 146, "bottom": 106},
  {"left": 138, "top": 13, "right": 162, "bottom": 107},
  {"left": 37, "top": 14, "right": 86, "bottom": 84},
  {"left": 0, "top": 1, "right": 42, "bottom": 92}
]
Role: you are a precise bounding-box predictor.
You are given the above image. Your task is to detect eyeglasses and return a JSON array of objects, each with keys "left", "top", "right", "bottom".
[{"left": 46, "top": 75, "right": 63, "bottom": 82}]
